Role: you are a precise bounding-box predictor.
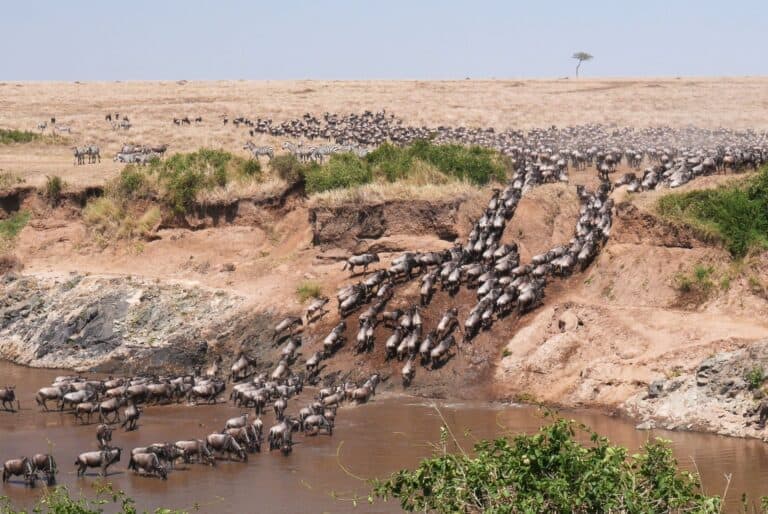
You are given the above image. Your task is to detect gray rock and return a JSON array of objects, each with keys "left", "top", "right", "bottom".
[{"left": 647, "top": 379, "right": 665, "bottom": 398}]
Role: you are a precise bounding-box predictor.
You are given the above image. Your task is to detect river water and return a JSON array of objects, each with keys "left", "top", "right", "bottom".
[{"left": 1, "top": 360, "right": 767, "bottom": 513}]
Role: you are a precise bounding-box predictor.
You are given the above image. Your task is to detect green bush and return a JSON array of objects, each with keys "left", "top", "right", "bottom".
[
  {"left": 242, "top": 159, "right": 261, "bottom": 177},
  {"left": 112, "top": 167, "right": 148, "bottom": 200},
  {"left": 658, "top": 167, "right": 768, "bottom": 258},
  {"left": 270, "top": 154, "right": 307, "bottom": 184},
  {"left": 0, "top": 128, "right": 40, "bottom": 144},
  {"left": 303, "top": 140, "right": 508, "bottom": 194},
  {"left": 44, "top": 175, "right": 64, "bottom": 204},
  {"left": 305, "top": 153, "right": 372, "bottom": 193},
  {"left": 142, "top": 149, "right": 256, "bottom": 214},
  {"left": 747, "top": 365, "right": 765, "bottom": 390},
  {"left": 164, "top": 166, "right": 206, "bottom": 214},
  {"left": 365, "top": 140, "right": 507, "bottom": 185},
  {"left": 369, "top": 417, "right": 722, "bottom": 513}
]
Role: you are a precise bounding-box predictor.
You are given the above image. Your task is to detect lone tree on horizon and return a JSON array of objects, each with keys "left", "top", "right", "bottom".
[{"left": 572, "top": 52, "right": 593, "bottom": 78}]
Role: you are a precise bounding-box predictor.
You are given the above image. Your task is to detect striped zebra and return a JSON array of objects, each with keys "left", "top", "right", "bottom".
[
  {"left": 313, "top": 144, "right": 340, "bottom": 162},
  {"left": 282, "top": 141, "right": 317, "bottom": 163},
  {"left": 37, "top": 121, "right": 47, "bottom": 133},
  {"left": 86, "top": 145, "right": 100, "bottom": 163},
  {"left": 54, "top": 124, "right": 72, "bottom": 134},
  {"left": 243, "top": 141, "right": 274, "bottom": 160},
  {"left": 72, "top": 146, "right": 88, "bottom": 165}
]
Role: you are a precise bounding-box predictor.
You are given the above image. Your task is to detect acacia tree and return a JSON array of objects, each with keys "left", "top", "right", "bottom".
[{"left": 572, "top": 51, "right": 593, "bottom": 77}]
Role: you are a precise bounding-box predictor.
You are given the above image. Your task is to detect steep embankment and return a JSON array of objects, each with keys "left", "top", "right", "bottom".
[
  {"left": 3, "top": 178, "right": 768, "bottom": 439},
  {"left": 494, "top": 189, "right": 768, "bottom": 438}
]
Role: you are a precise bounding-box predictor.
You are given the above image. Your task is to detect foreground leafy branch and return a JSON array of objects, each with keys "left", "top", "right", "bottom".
[
  {"left": 369, "top": 418, "right": 724, "bottom": 513},
  {"left": 0, "top": 482, "right": 186, "bottom": 514}
]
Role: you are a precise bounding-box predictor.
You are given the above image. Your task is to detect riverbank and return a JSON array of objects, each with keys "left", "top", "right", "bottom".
[{"left": 2, "top": 360, "right": 768, "bottom": 513}]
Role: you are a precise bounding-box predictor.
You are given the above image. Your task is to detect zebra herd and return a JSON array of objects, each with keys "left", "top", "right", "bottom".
[
  {"left": 113, "top": 143, "right": 168, "bottom": 164},
  {"left": 36, "top": 120, "right": 72, "bottom": 135},
  {"left": 72, "top": 145, "right": 100, "bottom": 166},
  {"left": 278, "top": 141, "right": 370, "bottom": 163},
  {"left": 242, "top": 141, "right": 370, "bottom": 163},
  {"left": 105, "top": 114, "right": 132, "bottom": 131}
]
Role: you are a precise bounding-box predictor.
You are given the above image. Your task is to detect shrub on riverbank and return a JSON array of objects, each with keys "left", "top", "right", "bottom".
[
  {"left": 657, "top": 166, "right": 768, "bottom": 258},
  {"left": 369, "top": 417, "right": 723, "bottom": 513},
  {"left": 303, "top": 140, "right": 509, "bottom": 194}
]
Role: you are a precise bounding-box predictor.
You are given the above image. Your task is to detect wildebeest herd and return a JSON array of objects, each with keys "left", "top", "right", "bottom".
[
  {"left": 7, "top": 108, "right": 767, "bottom": 494},
  {"left": 304, "top": 155, "right": 613, "bottom": 387},
  {"left": 1, "top": 345, "right": 381, "bottom": 487}
]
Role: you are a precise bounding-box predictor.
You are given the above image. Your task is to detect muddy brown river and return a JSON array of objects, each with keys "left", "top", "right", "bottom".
[{"left": 1, "top": 361, "right": 767, "bottom": 513}]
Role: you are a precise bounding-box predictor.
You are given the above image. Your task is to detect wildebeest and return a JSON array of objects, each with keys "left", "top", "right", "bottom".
[
  {"left": 187, "top": 380, "right": 226, "bottom": 405},
  {"left": 205, "top": 433, "right": 247, "bottom": 462},
  {"left": 128, "top": 452, "right": 167, "bottom": 480},
  {"left": 230, "top": 353, "right": 259, "bottom": 381},
  {"left": 75, "top": 448, "right": 122, "bottom": 477},
  {"left": 36, "top": 386, "right": 67, "bottom": 411},
  {"left": 2, "top": 458, "right": 37, "bottom": 486},
  {"left": 96, "top": 423, "right": 113, "bottom": 450},
  {"left": 175, "top": 439, "right": 215, "bottom": 465},
  {"left": 342, "top": 253, "right": 380, "bottom": 275},
  {"left": 32, "top": 454, "right": 57, "bottom": 485},
  {"left": 0, "top": 386, "right": 19, "bottom": 411},
  {"left": 121, "top": 402, "right": 142, "bottom": 431}
]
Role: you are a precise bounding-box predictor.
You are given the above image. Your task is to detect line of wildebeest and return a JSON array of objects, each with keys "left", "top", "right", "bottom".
[{"left": 9, "top": 110, "right": 767, "bottom": 490}]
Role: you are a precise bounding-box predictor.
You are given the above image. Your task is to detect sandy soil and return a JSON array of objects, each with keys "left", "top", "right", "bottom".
[{"left": 2, "top": 78, "right": 768, "bottom": 187}]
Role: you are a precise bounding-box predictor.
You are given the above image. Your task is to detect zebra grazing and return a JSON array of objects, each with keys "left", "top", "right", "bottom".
[
  {"left": 243, "top": 141, "right": 274, "bottom": 160},
  {"left": 86, "top": 145, "right": 100, "bottom": 164},
  {"left": 54, "top": 124, "right": 72, "bottom": 135},
  {"left": 72, "top": 146, "right": 88, "bottom": 165}
]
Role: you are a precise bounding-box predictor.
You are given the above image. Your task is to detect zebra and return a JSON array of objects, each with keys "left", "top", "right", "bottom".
[
  {"left": 54, "top": 124, "right": 72, "bottom": 135},
  {"left": 313, "top": 144, "right": 340, "bottom": 162},
  {"left": 113, "top": 119, "right": 131, "bottom": 130},
  {"left": 37, "top": 121, "right": 47, "bottom": 133},
  {"left": 243, "top": 141, "right": 274, "bottom": 160},
  {"left": 282, "top": 141, "right": 317, "bottom": 163},
  {"left": 86, "top": 145, "right": 100, "bottom": 164},
  {"left": 72, "top": 146, "right": 88, "bottom": 165}
]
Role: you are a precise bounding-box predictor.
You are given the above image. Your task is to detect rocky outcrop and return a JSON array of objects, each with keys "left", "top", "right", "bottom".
[
  {"left": 0, "top": 273, "right": 249, "bottom": 373},
  {"left": 625, "top": 341, "right": 768, "bottom": 439}
]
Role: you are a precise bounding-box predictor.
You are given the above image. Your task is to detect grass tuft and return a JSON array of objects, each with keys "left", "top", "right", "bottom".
[
  {"left": 0, "top": 128, "right": 40, "bottom": 144},
  {"left": 43, "top": 175, "right": 64, "bottom": 205},
  {"left": 0, "top": 171, "right": 25, "bottom": 189},
  {"left": 296, "top": 281, "right": 322, "bottom": 302}
]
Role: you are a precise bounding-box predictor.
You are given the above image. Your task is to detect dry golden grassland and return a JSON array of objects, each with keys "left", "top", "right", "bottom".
[{"left": 1, "top": 78, "right": 767, "bottom": 189}]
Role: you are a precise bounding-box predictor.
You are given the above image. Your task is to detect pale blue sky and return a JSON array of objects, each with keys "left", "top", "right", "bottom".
[{"left": 1, "top": 0, "right": 765, "bottom": 80}]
